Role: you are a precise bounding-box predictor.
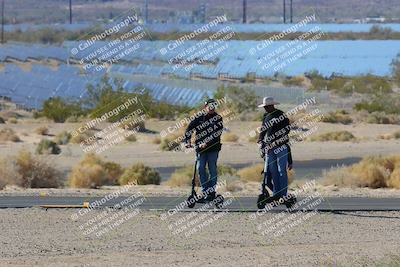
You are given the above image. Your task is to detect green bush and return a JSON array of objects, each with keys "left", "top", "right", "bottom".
[
  {"left": 36, "top": 139, "right": 61, "bottom": 155},
  {"left": 354, "top": 94, "right": 400, "bottom": 115},
  {"left": 119, "top": 163, "right": 161, "bottom": 185},
  {"left": 41, "top": 97, "right": 84, "bottom": 123},
  {"left": 0, "top": 116, "right": 5, "bottom": 124}
]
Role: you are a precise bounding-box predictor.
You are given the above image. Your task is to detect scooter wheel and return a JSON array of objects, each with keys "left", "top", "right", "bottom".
[
  {"left": 257, "top": 193, "right": 268, "bottom": 209},
  {"left": 187, "top": 195, "right": 196, "bottom": 208},
  {"left": 214, "top": 194, "right": 224, "bottom": 209},
  {"left": 284, "top": 195, "right": 297, "bottom": 209}
]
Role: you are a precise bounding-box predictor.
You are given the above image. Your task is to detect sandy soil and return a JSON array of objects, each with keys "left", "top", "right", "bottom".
[{"left": 0, "top": 209, "right": 399, "bottom": 267}]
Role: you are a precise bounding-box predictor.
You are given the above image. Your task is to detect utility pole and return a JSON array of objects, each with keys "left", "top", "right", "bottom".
[
  {"left": 144, "top": 0, "right": 148, "bottom": 24},
  {"left": 290, "top": 0, "right": 293, "bottom": 23},
  {"left": 243, "top": 0, "right": 247, "bottom": 24},
  {"left": 283, "top": 0, "right": 286, "bottom": 24},
  {"left": 1, "top": 0, "right": 4, "bottom": 44},
  {"left": 69, "top": 0, "right": 72, "bottom": 24}
]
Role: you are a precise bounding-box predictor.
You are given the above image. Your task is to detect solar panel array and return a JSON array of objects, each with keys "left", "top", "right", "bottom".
[{"left": 1, "top": 40, "right": 398, "bottom": 109}]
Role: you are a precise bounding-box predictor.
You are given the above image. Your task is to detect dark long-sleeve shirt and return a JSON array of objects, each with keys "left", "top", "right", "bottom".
[
  {"left": 184, "top": 112, "right": 223, "bottom": 154},
  {"left": 257, "top": 108, "right": 290, "bottom": 150}
]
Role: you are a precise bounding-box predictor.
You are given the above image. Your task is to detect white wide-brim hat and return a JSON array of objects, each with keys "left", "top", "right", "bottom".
[{"left": 257, "top": 96, "right": 280, "bottom": 108}]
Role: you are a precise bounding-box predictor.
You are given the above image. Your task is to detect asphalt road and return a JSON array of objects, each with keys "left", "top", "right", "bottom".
[{"left": 0, "top": 196, "right": 399, "bottom": 212}]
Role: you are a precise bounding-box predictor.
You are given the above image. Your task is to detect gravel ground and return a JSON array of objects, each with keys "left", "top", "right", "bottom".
[{"left": 1, "top": 209, "right": 400, "bottom": 267}]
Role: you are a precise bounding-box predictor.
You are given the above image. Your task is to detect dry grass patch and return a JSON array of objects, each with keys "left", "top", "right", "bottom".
[
  {"left": 310, "top": 130, "right": 356, "bottom": 142},
  {"left": 321, "top": 110, "right": 353, "bottom": 124},
  {"left": 35, "top": 126, "right": 49, "bottom": 135},
  {"left": 237, "top": 163, "right": 295, "bottom": 184},
  {"left": 323, "top": 155, "right": 400, "bottom": 189},
  {"left": 160, "top": 132, "right": 183, "bottom": 151},
  {"left": 125, "top": 134, "right": 137, "bottom": 142},
  {"left": 7, "top": 118, "right": 18, "bottom": 124},
  {"left": 166, "top": 164, "right": 236, "bottom": 187},
  {"left": 0, "top": 128, "right": 21, "bottom": 142},
  {"left": 152, "top": 136, "right": 161, "bottom": 144},
  {"left": 222, "top": 132, "right": 239, "bottom": 143}
]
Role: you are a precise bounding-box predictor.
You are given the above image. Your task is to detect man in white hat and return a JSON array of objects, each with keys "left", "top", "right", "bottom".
[{"left": 257, "top": 96, "right": 292, "bottom": 202}]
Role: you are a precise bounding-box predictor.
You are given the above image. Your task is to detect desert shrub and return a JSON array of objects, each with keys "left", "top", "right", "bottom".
[
  {"left": 166, "top": 165, "right": 196, "bottom": 187},
  {"left": 55, "top": 131, "right": 72, "bottom": 145},
  {"left": 213, "top": 85, "right": 258, "bottom": 113},
  {"left": 237, "top": 164, "right": 264, "bottom": 182},
  {"left": 361, "top": 111, "right": 400, "bottom": 124},
  {"left": 119, "top": 163, "right": 160, "bottom": 185},
  {"left": 103, "top": 162, "right": 124, "bottom": 185},
  {"left": 36, "top": 139, "right": 61, "bottom": 155},
  {"left": 248, "top": 134, "right": 258, "bottom": 143},
  {"left": 70, "top": 130, "right": 98, "bottom": 145},
  {"left": 69, "top": 153, "right": 123, "bottom": 188},
  {"left": 283, "top": 76, "right": 305, "bottom": 87},
  {"left": 0, "top": 150, "right": 60, "bottom": 188},
  {"left": 393, "top": 131, "right": 400, "bottom": 139},
  {"left": 0, "top": 158, "right": 20, "bottom": 189},
  {"left": 125, "top": 134, "right": 137, "bottom": 142},
  {"left": 41, "top": 97, "right": 85, "bottom": 123},
  {"left": 119, "top": 118, "right": 146, "bottom": 132},
  {"left": 321, "top": 110, "right": 353, "bottom": 124},
  {"left": 0, "top": 117, "right": 5, "bottom": 124},
  {"left": 8, "top": 118, "right": 18, "bottom": 124},
  {"left": 35, "top": 126, "right": 49, "bottom": 135},
  {"left": 323, "top": 155, "right": 400, "bottom": 189},
  {"left": 354, "top": 94, "right": 400, "bottom": 115},
  {"left": 221, "top": 132, "right": 239, "bottom": 143},
  {"left": 160, "top": 132, "right": 183, "bottom": 151},
  {"left": 152, "top": 136, "right": 161, "bottom": 144},
  {"left": 0, "top": 128, "right": 21, "bottom": 142},
  {"left": 310, "top": 131, "right": 356, "bottom": 142},
  {"left": 392, "top": 53, "right": 400, "bottom": 86}
]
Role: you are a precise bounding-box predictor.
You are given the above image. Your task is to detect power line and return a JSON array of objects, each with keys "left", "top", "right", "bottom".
[{"left": 283, "top": 0, "right": 286, "bottom": 24}]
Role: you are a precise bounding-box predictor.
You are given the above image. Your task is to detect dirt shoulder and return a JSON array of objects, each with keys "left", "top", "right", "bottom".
[{"left": 0, "top": 209, "right": 399, "bottom": 267}]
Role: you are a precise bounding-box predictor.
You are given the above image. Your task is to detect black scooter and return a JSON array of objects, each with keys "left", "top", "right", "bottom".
[
  {"left": 186, "top": 153, "right": 224, "bottom": 209},
  {"left": 257, "top": 146, "right": 296, "bottom": 209}
]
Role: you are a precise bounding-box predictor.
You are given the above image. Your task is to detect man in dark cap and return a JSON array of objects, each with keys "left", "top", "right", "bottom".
[{"left": 184, "top": 99, "right": 224, "bottom": 201}]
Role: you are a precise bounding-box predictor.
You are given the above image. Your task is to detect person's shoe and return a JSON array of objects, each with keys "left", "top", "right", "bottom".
[
  {"left": 196, "top": 195, "right": 207, "bottom": 203},
  {"left": 205, "top": 192, "right": 216, "bottom": 201}
]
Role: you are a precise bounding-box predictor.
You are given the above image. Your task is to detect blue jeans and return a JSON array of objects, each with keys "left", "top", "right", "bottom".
[
  {"left": 266, "top": 145, "right": 289, "bottom": 197},
  {"left": 197, "top": 151, "right": 219, "bottom": 195}
]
